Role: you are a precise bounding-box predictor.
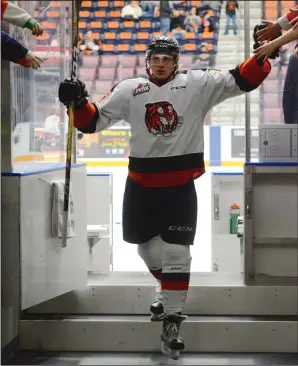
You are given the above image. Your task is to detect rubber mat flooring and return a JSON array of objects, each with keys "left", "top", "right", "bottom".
[{"left": 6, "top": 351, "right": 298, "bottom": 365}]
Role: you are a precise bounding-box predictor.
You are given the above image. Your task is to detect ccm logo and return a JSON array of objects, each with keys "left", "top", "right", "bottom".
[{"left": 168, "top": 226, "right": 193, "bottom": 232}]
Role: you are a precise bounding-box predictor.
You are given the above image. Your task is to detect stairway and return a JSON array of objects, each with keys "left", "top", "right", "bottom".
[
  {"left": 19, "top": 272, "right": 298, "bottom": 353},
  {"left": 211, "top": 1, "right": 263, "bottom": 126}
]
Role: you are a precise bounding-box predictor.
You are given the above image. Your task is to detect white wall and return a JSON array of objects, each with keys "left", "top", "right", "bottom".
[{"left": 86, "top": 165, "right": 243, "bottom": 272}]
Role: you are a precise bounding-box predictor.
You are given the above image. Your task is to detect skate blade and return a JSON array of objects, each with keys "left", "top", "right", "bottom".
[{"left": 161, "top": 341, "right": 180, "bottom": 360}]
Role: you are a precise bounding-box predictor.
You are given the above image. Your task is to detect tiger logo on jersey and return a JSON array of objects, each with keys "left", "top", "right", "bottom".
[{"left": 145, "top": 101, "right": 179, "bottom": 137}]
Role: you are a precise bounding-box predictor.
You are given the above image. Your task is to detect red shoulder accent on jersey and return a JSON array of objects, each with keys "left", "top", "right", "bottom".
[
  {"left": 286, "top": 6, "right": 298, "bottom": 26},
  {"left": 71, "top": 102, "right": 97, "bottom": 130},
  {"left": 1, "top": 1, "right": 9, "bottom": 19},
  {"left": 239, "top": 56, "right": 271, "bottom": 86}
]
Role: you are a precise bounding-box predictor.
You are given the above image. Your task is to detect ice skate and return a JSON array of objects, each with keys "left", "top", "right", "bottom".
[
  {"left": 161, "top": 313, "right": 187, "bottom": 360},
  {"left": 150, "top": 284, "right": 164, "bottom": 321}
]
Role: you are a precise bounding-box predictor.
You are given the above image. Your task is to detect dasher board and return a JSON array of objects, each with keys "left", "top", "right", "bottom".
[{"left": 26, "top": 272, "right": 297, "bottom": 316}]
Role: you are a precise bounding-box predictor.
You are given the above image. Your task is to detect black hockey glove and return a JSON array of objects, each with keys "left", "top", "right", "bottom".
[
  {"left": 58, "top": 78, "right": 89, "bottom": 109},
  {"left": 253, "top": 24, "right": 281, "bottom": 65}
]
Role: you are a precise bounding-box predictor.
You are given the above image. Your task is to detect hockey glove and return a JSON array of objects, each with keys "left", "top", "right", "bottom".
[
  {"left": 58, "top": 78, "right": 89, "bottom": 109},
  {"left": 253, "top": 24, "right": 281, "bottom": 65}
]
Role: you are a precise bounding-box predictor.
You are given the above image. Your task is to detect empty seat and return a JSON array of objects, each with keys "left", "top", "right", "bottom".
[
  {"left": 122, "top": 20, "right": 136, "bottom": 31},
  {"left": 109, "top": 10, "right": 121, "bottom": 17},
  {"left": 183, "top": 43, "right": 197, "bottom": 52},
  {"left": 102, "top": 44, "right": 115, "bottom": 52},
  {"left": 80, "top": 68, "right": 96, "bottom": 79},
  {"left": 96, "top": 80, "right": 113, "bottom": 92},
  {"left": 103, "top": 32, "right": 117, "bottom": 42},
  {"left": 119, "top": 54, "right": 137, "bottom": 67},
  {"left": 97, "top": 0, "right": 109, "bottom": 7},
  {"left": 119, "top": 31, "right": 133, "bottom": 42},
  {"left": 134, "top": 44, "right": 147, "bottom": 53},
  {"left": 100, "top": 68, "right": 116, "bottom": 80},
  {"left": 90, "top": 21, "right": 103, "bottom": 30},
  {"left": 101, "top": 55, "right": 119, "bottom": 67},
  {"left": 113, "top": 0, "right": 125, "bottom": 7},
  {"left": 118, "top": 44, "right": 131, "bottom": 53},
  {"left": 136, "top": 66, "right": 145, "bottom": 76},
  {"left": 107, "top": 21, "right": 120, "bottom": 30},
  {"left": 94, "top": 10, "right": 106, "bottom": 18},
  {"left": 81, "top": 55, "right": 100, "bottom": 67},
  {"left": 120, "top": 67, "right": 134, "bottom": 79},
  {"left": 179, "top": 54, "right": 195, "bottom": 67},
  {"left": 79, "top": 10, "right": 91, "bottom": 19},
  {"left": 82, "top": 1, "right": 92, "bottom": 7}
]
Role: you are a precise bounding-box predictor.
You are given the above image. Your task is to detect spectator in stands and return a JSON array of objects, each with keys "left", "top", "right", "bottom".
[
  {"left": 256, "top": 6, "right": 298, "bottom": 124},
  {"left": 191, "top": 42, "right": 215, "bottom": 68},
  {"left": 140, "top": 1, "right": 158, "bottom": 17},
  {"left": 1, "top": 31, "right": 44, "bottom": 69},
  {"left": 121, "top": 1, "right": 143, "bottom": 20},
  {"left": 170, "top": 10, "right": 185, "bottom": 32},
  {"left": 200, "top": 1, "right": 222, "bottom": 12},
  {"left": 172, "top": 24, "right": 186, "bottom": 40},
  {"left": 184, "top": 7, "right": 201, "bottom": 32},
  {"left": 224, "top": 0, "right": 239, "bottom": 35},
  {"left": 1, "top": 0, "right": 43, "bottom": 36},
  {"left": 157, "top": 0, "right": 173, "bottom": 35},
  {"left": 79, "top": 30, "right": 103, "bottom": 57},
  {"left": 200, "top": 10, "right": 215, "bottom": 32}
]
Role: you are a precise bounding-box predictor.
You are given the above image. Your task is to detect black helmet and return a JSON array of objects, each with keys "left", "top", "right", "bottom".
[
  {"left": 145, "top": 36, "right": 180, "bottom": 76},
  {"left": 147, "top": 36, "right": 180, "bottom": 55}
]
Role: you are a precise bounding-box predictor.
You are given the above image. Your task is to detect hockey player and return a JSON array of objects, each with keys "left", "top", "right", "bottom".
[{"left": 58, "top": 35, "right": 273, "bottom": 359}]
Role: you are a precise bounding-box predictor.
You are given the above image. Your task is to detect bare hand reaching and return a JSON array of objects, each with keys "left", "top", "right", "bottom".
[
  {"left": 253, "top": 41, "right": 277, "bottom": 61},
  {"left": 24, "top": 50, "right": 45, "bottom": 69},
  {"left": 256, "top": 20, "right": 282, "bottom": 42},
  {"left": 31, "top": 22, "right": 43, "bottom": 36}
]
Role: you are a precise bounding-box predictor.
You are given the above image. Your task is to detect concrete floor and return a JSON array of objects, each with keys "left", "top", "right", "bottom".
[{"left": 6, "top": 352, "right": 298, "bottom": 365}]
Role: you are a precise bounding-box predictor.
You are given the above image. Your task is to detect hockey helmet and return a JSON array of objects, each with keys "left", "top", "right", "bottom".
[{"left": 145, "top": 36, "right": 180, "bottom": 76}]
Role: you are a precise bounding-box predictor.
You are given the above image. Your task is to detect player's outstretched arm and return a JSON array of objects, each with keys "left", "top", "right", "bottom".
[{"left": 58, "top": 79, "right": 130, "bottom": 134}]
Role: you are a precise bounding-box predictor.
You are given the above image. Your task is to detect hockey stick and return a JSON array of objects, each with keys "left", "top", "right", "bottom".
[{"left": 62, "top": 0, "right": 82, "bottom": 248}]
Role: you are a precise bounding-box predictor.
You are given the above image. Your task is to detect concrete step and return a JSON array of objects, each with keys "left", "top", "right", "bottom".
[
  {"left": 19, "top": 315, "right": 298, "bottom": 352},
  {"left": 25, "top": 272, "right": 298, "bottom": 316}
]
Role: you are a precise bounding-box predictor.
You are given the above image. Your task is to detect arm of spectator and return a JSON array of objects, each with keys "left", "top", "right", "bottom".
[
  {"left": 1, "top": 31, "right": 44, "bottom": 69},
  {"left": 121, "top": 5, "right": 130, "bottom": 18},
  {"left": 135, "top": 6, "right": 143, "bottom": 19},
  {"left": 278, "top": 6, "right": 298, "bottom": 30},
  {"left": 254, "top": 26, "right": 298, "bottom": 60},
  {"left": 1, "top": 0, "right": 43, "bottom": 35}
]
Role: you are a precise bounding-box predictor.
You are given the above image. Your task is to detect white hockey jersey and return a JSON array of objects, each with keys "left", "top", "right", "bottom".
[{"left": 74, "top": 56, "right": 271, "bottom": 187}]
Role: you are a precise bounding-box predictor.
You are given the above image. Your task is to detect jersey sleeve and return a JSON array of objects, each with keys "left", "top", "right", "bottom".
[
  {"left": 1, "top": 0, "right": 32, "bottom": 28},
  {"left": 192, "top": 56, "right": 271, "bottom": 114},
  {"left": 278, "top": 6, "right": 298, "bottom": 30},
  {"left": 72, "top": 79, "right": 131, "bottom": 134},
  {"left": 1, "top": 31, "right": 29, "bottom": 66}
]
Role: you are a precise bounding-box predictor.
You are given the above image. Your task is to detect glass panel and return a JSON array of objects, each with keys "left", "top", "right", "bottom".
[
  {"left": 253, "top": 0, "right": 297, "bottom": 162},
  {"left": 11, "top": 0, "right": 73, "bottom": 169}
]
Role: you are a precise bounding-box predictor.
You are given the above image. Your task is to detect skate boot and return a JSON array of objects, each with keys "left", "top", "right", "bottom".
[
  {"left": 161, "top": 313, "right": 187, "bottom": 360},
  {"left": 150, "top": 284, "right": 164, "bottom": 321},
  {"left": 150, "top": 300, "right": 164, "bottom": 321}
]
